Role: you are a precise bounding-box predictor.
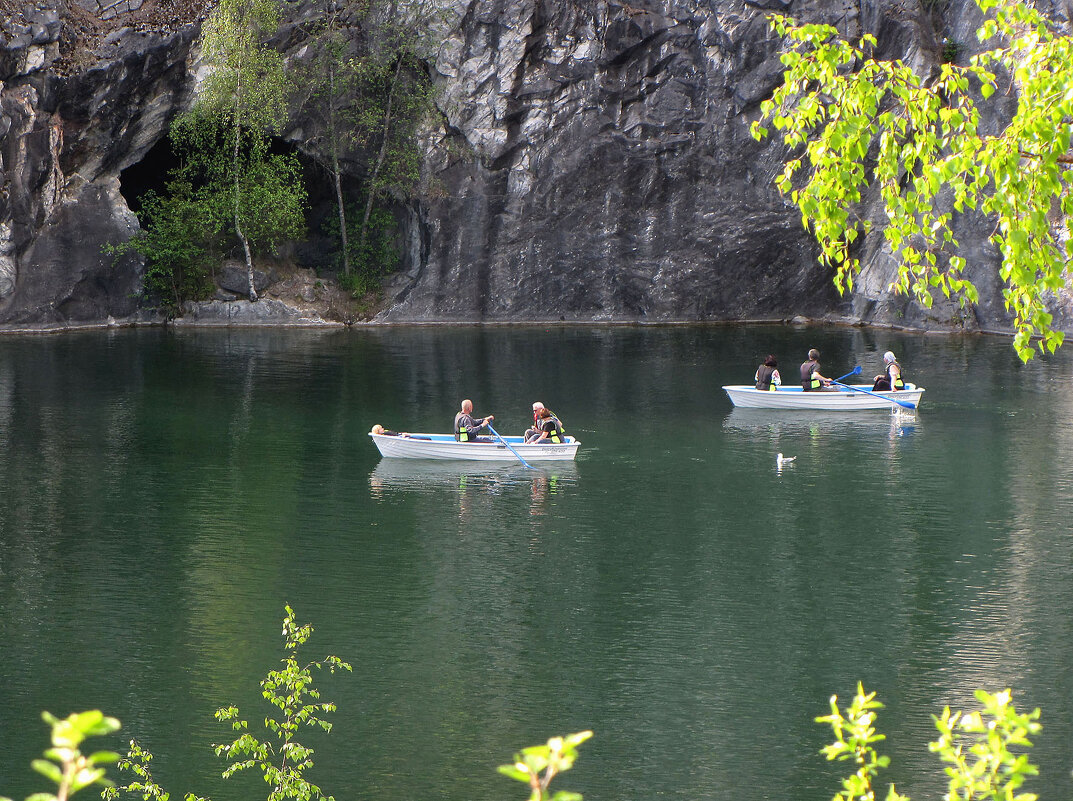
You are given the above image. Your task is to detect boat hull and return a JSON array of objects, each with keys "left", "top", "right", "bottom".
[
  {"left": 370, "top": 432, "right": 580, "bottom": 461},
  {"left": 723, "top": 384, "right": 924, "bottom": 410}
]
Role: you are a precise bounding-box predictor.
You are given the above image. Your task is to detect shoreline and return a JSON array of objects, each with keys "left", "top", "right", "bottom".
[{"left": 0, "top": 309, "right": 1020, "bottom": 342}]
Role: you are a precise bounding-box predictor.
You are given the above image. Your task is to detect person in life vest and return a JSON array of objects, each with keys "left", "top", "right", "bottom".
[
  {"left": 453, "top": 399, "right": 494, "bottom": 442},
  {"left": 872, "top": 351, "right": 906, "bottom": 391},
  {"left": 524, "top": 401, "right": 568, "bottom": 442},
  {"left": 524, "top": 401, "right": 546, "bottom": 442},
  {"left": 800, "top": 348, "right": 833, "bottom": 391},
  {"left": 754, "top": 354, "right": 782, "bottom": 391},
  {"left": 528, "top": 407, "right": 565, "bottom": 444}
]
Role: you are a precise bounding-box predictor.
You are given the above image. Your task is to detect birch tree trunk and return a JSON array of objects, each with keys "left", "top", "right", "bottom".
[
  {"left": 329, "top": 61, "right": 350, "bottom": 276},
  {"left": 358, "top": 53, "right": 404, "bottom": 256},
  {"left": 233, "top": 63, "right": 257, "bottom": 302}
]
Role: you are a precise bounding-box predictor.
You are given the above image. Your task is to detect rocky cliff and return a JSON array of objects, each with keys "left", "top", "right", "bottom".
[{"left": 1, "top": 0, "right": 1068, "bottom": 331}]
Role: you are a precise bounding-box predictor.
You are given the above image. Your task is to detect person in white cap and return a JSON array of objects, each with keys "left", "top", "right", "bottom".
[
  {"left": 872, "top": 351, "right": 905, "bottom": 391},
  {"left": 524, "top": 401, "right": 567, "bottom": 442},
  {"left": 524, "top": 402, "right": 545, "bottom": 442}
]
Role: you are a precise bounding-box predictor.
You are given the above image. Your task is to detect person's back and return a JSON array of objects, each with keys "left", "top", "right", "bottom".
[
  {"left": 546, "top": 410, "right": 565, "bottom": 435},
  {"left": 755, "top": 355, "right": 781, "bottom": 391},
  {"left": 800, "top": 348, "right": 830, "bottom": 391},
  {"left": 453, "top": 410, "right": 470, "bottom": 441}
]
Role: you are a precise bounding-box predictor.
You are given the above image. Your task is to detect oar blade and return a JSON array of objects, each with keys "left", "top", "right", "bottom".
[
  {"left": 487, "top": 422, "right": 534, "bottom": 469},
  {"left": 834, "top": 366, "right": 863, "bottom": 382}
]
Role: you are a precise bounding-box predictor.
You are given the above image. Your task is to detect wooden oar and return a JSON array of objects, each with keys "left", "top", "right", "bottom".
[
  {"left": 830, "top": 379, "right": 917, "bottom": 410},
  {"left": 486, "top": 422, "right": 535, "bottom": 469}
]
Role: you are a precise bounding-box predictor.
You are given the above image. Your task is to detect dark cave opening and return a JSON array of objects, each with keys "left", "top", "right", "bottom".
[
  {"left": 118, "top": 137, "right": 179, "bottom": 216},
  {"left": 117, "top": 135, "right": 353, "bottom": 273}
]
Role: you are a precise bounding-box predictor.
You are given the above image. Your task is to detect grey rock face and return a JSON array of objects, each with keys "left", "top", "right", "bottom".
[
  {"left": 0, "top": 0, "right": 1068, "bottom": 334},
  {"left": 8, "top": 179, "right": 144, "bottom": 324},
  {"left": 387, "top": 0, "right": 849, "bottom": 322},
  {"left": 0, "top": 3, "right": 198, "bottom": 328},
  {"left": 377, "top": 0, "right": 1062, "bottom": 333}
]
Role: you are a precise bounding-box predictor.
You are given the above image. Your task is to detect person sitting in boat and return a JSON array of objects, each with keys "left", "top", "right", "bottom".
[
  {"left": 454, "top": 399, "right": 494, "bottom": 442},
  {"left": 872, "top": 351, "right": 905, "bottom": 391},
  {"left": 528, "top": 407, "right": 565, "bottom": 444},
  {"left": 525, "top": 401, "right": 567, "bottom": 442},
  {"left": 800, "top": 348, "right": 833, "bottom": 391},
  {"left": 754, "top": 355, "right": 782, "bottom": 391},
  {"left": 524, "top": 401, "right": 545, "bottom": 442}
]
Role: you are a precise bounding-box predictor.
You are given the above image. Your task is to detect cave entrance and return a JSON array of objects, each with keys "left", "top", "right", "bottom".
[
  {"left": 119, "top": 135, "right": 321, "bottom": 216},
  {"left": 119, "top": 137, "right": 179, "bottom": 215},
  {"left": 116, "top": 133, "right": 384, "bottom": 276}
]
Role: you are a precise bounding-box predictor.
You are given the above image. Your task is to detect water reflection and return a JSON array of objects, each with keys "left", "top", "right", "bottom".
[
  {"left": 723, "top": 407, "right": 923, "bottom": 437},
  {"left": 369, "top": 459, "right": 580, "bottom": 523},
  {"left": 369, "top": 460, "right": 578, "bottom": 493}
]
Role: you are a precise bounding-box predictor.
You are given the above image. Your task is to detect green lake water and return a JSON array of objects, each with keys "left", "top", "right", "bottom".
[{"left": 2, "top": 325, "right": 1073, "bottom": 801}]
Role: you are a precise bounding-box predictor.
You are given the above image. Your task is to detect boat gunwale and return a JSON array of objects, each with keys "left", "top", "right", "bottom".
[{"left": 369, "top": 432, "right": 581, "bottom": 461}]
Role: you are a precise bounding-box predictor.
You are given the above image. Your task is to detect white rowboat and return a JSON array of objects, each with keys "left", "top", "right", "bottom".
[
  {"left": 370, "top": 432, "right": 580, "bottom": 461},
  {"left": 723, "top": 384, "right": 924, "bottom": 410}
]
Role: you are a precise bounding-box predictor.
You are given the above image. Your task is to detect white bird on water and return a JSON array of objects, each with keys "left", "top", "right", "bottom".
[{"left": 777, "top": 452, "right": 796, "bottom": 467}]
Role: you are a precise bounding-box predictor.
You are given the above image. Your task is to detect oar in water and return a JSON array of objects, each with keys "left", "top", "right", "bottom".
[
  {"left": 833, "top": 366, "right": 863, "bottom": 382},
  {"left": 486, "top": 422, "right": 534, "bottom": 469},
  {"left": 830, "top": 379, "right": 917, "bottom": 410}
]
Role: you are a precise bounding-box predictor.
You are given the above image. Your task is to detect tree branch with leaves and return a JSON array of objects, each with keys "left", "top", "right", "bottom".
[{"left": 753, "top": 0, "right": 1073, "bottom": 361}]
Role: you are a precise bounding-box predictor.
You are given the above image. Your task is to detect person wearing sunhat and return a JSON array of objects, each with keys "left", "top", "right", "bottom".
[{"left": 872, "top": 351, "right": 905, "bottom": 391}]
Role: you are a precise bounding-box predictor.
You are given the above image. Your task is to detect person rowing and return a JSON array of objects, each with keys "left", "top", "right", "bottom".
[
  {"left": 453, "top": 399, "right": 494, "bottom": 442},
  {"left": 800, "top": 348, "right": 834, "bottom": 391}
]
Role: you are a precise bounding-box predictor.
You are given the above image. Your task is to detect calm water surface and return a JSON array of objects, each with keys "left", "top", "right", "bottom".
[{"left": 2, "top": 326, "right": 1072, "bottom": 801}]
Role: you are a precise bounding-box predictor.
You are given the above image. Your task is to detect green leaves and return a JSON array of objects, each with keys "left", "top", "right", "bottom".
[
  {"left": 213, "top": 605, "right": 352, "bottom": 801},
  {"left": 816, "top": 684, "right": 905, "bottom": 801},
  {"left": 498, "top": 731, "right": 593, "bottom": 801},
  {"left": 759, "top": 0, "right": 1073, "bottom": 362},
  {"left": 3, "top": 711, "right": 122, "bottom": 801},
  {"left": 198, "top": 0, "right": 287, "bottom": 136},
  {"left": 929, "top": 689, "right": 1041, "bottom": 801},
  {"left": 819, "top": 687, "right": 1041, "bottom": 801}
]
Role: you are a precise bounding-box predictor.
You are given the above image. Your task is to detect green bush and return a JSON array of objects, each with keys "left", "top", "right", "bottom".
[{"left": 323, "top": 200, "right": 399, "bottom": 297}]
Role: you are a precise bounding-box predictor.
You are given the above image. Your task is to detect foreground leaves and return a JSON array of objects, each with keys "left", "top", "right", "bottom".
[
  {"left": 819, "top": 686, "right": 1040, "bottom": 801},
  {"left": 1, "top": 711, "right": 120, "bottom": 801},
  {"left": 213, "top": 604, "right": 352, "bottom": 801},
  {"left": 498, "top": 731, "right": 593, "bottom": 801}
]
